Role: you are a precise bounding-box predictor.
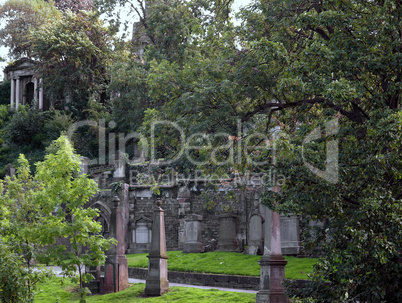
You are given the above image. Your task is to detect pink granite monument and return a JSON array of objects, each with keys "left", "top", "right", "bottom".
[
  {"left": 102, "top": 196, "right": 129, "bottom": 293},
  {"left": 256, "top": 187, "right": 290, "bottom": 303},
  {"left": 145, "top": 199, "right": 169, "bottom": 296}
]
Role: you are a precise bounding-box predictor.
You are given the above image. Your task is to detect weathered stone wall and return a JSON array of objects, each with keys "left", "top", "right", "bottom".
[{"left": 88, "top": 176, "right": 301, "bottom": 255}]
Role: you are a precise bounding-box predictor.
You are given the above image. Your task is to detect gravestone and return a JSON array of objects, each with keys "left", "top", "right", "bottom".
[
  {"left": 183, "top": 214, "right": 204, "bottom": 253},
  {"left": 217, "top": 212, "right": 238, "bottom": 251},
  {"left": 127, "top": 214, "right": 152, "bottom": 253},
  {"left": 102, "top": 196, "right": 129, "bottom": 293},
  {"left": 145, "top": 199, "right": 169, "bottom": 296},
  {"left": 280, "top": 214, "right": 301, "bottom": 255},
  {"left": 247, "top": 204, "right": 264, "bottom": 255}
]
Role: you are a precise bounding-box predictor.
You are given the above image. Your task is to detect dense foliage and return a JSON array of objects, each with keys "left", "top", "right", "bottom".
[
  {"left": 31, "top": 10, "right": 114, "bottom": 117},
  {"left": 0, "top": 136, "right": 115, "bottom": 300},
  {"left": 0, "top": 0, "right": 61, "bottom": 58}
]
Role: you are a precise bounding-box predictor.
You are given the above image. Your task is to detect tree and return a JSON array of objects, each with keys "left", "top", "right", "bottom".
[
  {"left": 0, "top": 136, "right": 115, "bottom": 299},
  {"left": 104, "top": 0, "right": 401, "bottom": 300},
  {"left": 0, "top": 0, "right": 61, "bottom": 59},
  {"left": 54, "top": 0, "right": 93, "bottom": 12},
  {"left": 237, "top": 0, "right": 401, "bottom": 301},
  {"left": 31, "top": 10, "right": 114, "bottom": 117}
]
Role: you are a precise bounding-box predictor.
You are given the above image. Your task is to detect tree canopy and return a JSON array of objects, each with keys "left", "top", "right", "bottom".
[
  {"left": 0, "top": 0, "right": 61, "bottom": 58},
  {"left": 31, "top": 10, "right": 114, "bottom": 116}
]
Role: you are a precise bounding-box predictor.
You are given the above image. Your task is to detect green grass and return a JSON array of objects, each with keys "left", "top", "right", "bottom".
[
  {"left": 126, "top": 251, "right": 317, "bottom": 280},
  {"left": 34, "top": 277, "right": 255, "bottom": 303}
]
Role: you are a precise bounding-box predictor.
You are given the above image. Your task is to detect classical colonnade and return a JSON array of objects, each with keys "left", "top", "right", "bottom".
[{"left": 9, "top": 76, "right": 44, "bottom": 110}]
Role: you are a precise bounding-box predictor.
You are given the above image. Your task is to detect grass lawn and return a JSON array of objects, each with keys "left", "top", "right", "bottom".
[
  {"left": 126, "top": 251, "right": 317, "bottom": 280},
  {"left": 34, "top": 277, "right": 256, "bottom": 303}
]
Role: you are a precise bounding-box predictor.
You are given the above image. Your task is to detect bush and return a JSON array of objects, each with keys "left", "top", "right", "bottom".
[
  {"left": 3, "top": 106, "right": 45, "bottom": 148},
  {"left": 0, "top": 81, "right": 11, "bottom": 105},
  {"left": 0, "top": 242, "right": 32, "bottom": 303}
]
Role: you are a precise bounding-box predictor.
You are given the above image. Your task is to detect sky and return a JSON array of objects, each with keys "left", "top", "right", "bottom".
[{"left": 0, "top": 0, "right": 252, "bottom": 81}]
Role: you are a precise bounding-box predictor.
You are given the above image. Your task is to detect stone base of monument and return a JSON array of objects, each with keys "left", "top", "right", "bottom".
[
  {"left": 183, "top": 241, "right": 204, "bottom": 253},
  {"left": 256, "top": 255, "right": 290, "bottom": 303},
  {"left": 145, "top": 255, "right": 169, "bottom": 296},
  {"left": 102, "top": 255, "right": 129, "bottom": 294}
]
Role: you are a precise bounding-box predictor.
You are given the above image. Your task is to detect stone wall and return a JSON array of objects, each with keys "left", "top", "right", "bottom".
[{"left": 90, "top": 180, "right": 301, "bottom": 255}]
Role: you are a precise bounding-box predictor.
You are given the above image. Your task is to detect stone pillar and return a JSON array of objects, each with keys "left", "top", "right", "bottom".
[
  {"left": 15, "top": 77, "right": 20, "bottom": 110},
  {"left": 183, "top": 214, "right": 204, "bottom": 253},
  {"left": 145, "top": 199, "right": 169, "bottom": 296},
  {"left": 10, "top": 78, "right": 15, "bottom": 109},
  {"left": 38, "top": 78, "right": 44, "bottom": 110},
  {"left": 103, "top": 196, "right": 129, "bottom": 294},
  {"left": 256, "top": 187, "right": 290, "bottom": 303},
  {"left": 33, "top": 77, "right": 38, "bottom": 107},
  {"left": 217, "top": 212, "right": 238, "bottom": 251}
]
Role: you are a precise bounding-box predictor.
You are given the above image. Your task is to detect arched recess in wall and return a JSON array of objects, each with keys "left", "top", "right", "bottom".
[{"left": 90, "top": 201, "right": 112, "bottom": 238}]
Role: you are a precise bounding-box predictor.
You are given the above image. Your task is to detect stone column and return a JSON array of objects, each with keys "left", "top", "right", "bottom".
[
  {"left": 183, "top": 214, "right": 204, "bottom": 253},
  {"left": 103, "top": 196, "right": 129, "bottom": 294},
  {"left": 15, "top": 77, "right": 20, "bottom": 110},
  {"left": 256, "top": 187, "right": 290, "bottom": 303},
  {"left": 10, "top": 78, "right": 15, "bottom": 109},
  {"left": 145, "top": 199, "right": 169, "bottom": 296},
  {"left": 39, "top": 78, "right": 44, "bottom": 110},
  {"left": 217, "top": 212, "right": 238, "bottom": 251},
  {"left": 33, "top": 77, "right": 38, "bottom": 108}
]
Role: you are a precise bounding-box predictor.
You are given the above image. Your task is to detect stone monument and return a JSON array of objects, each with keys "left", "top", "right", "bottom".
[
  {"left": 247, "top": 202, "right": 265, "bottom": 255},
  {"left": 256, "top": 187, "right": 290, "bottom": 303},
  {"left": 217, "top": 211, "right": 238, "bottom": 251},
  {"left": 145, "top": 199, "right": 169, "bottom": 296},
  {"left": 102, "top": 196, "right": 129, "bottom": 293},
  {"left": 183, "top": 214, "right": 204, "bottom": 253}
]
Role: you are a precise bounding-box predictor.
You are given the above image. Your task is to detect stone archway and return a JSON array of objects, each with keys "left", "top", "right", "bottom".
[{"left": 90, "top": 201, "right": 112, "bottom": 238}]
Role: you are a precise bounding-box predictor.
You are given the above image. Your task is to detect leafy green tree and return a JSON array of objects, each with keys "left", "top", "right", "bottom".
[
  {"left": 0, "top": 0, "right": 61, "bottom": 59},
  {"left": 31, "top": 10, "right": 114, "bottom": 117},
  {"left": 0, "top": 136, "right": 115, "bottom": 299}
]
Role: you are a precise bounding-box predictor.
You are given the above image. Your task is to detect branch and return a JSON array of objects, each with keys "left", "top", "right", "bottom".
[
  {"left": 307, "top": 26, "right": 331, "bottom": 41},
  {"left": 241, "top": 97, "right": 326, "bottom": 122}
]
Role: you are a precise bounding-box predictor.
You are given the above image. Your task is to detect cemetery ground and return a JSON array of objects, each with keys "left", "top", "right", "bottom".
[
  {"left": 34, "top": 251, "right": 317, "bottom": 302},
  {"left": 34, "top": 277, "right": 256, "bottom": 303},
  {"left": 126, "top": 251, "right": 318, "bottom": 280}
]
